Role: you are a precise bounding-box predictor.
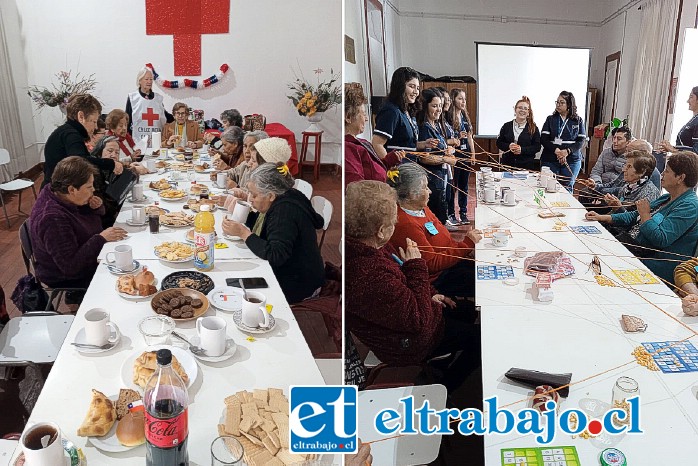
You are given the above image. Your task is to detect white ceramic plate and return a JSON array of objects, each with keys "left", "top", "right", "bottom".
[
  {"left": 119, "top": 345, "right": 198, "bottom": 393},
  {"left": 232, "top": 309, "right": 276, "bottom": 334},
  {"left": 116, "top": 278, "right": 158, "bottom": 300},
  {"left": 222, "top": 234, "right": 243, "bottom": 241},
  {"left": 154, "top": 244, "right": 195, "bottom": 263},
  {"left": 208, "top": 287, "right": 243, "bottom": 312},
  {"left": 88, "top": 395, "right": 143, "bottom": 453},
  {"left": 189, "top": 335, "right": 237, "bottom": 362},
  {"left": 73, "top": 323, "right": 121, "bottom": 354}
]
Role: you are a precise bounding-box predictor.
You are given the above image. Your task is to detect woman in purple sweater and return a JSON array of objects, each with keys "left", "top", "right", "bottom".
[{"left": 30, "top": 157, "right": 128, "bottom": 294}]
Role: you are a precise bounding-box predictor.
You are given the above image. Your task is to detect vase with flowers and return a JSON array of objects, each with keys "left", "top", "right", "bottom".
[
  {"left": 287, "top": 67, "right": 341, "bottom": 132},
  {"left": 27, "top": 71, "right": 97, "bottom": 114}
]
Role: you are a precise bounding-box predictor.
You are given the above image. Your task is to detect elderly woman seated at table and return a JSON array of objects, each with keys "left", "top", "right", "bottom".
[
  {"left": 212, "top": 126, "right": 245, "bottom": 171},
  {"left": 92, "top": 135, "right": 148, "bottom": 176},
  {"left": 345, "top": 180, "right": 480, "bottom": 390},
  {"left": 386, "top": 163, "right": 482, "bottom": 311},
  {"left": 582, "top": 150, "right": 660, "bottom": 214},
  {"left": 162, "top": 102, "right": 203, "bottom": 149},
  {"left": 586, "top": 151, "right": 698, "bottom": 284},
  {"left": 344, "top": 82, "right": 404, "bottom": 185},
  {"left": 674, "top": 259, "right": 698, "bottom": 316},
  {"left": 29, "top": 157, "right": 128, "bottom": 298},
  {"left": 221, "top": 163, "right": 325, "bottom": 304},
  {"left": 221, "top": 130, "right": 270, "bottom": 191},
  {"left": 105, "top": 108, "right": 141, "bottom": 162}
]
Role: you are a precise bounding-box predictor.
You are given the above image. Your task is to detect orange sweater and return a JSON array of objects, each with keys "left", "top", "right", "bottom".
[{"left": 389, "top": 206, "right": 474, "bottom": 280}]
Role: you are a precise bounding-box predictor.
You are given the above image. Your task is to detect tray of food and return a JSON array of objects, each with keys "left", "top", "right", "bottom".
[
  {"left": 116, "top": 267, "right": 157, "bottom": 299},
  {"left": 120, "top": 346, "right": 197, "bottom": 392},
  {"left": 154, "top": 241, "right": 194, "bottom": 262},
  {"left": 159, "top": 189, "right": 187, "bottom": 200},
  {"left": 159, "top": 212, "right": 194, "bottom": 227},
  {"left": 149, "top": 179, "right": 171, "bottom": 191},
  {"left": 186, "top": 198, "right": 217, "bottom": 212},
  {"left": 194, "top": 162, "right": 212, "bottom": 173},
  {"left": 161, "top": 271, "right": 215, "bottom": 294},
  {"left": 150, "top": 288, "right": 208, "bottom": 320}
]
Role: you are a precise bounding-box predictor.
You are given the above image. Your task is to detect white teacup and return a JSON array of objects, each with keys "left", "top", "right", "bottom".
[
  {"left": 20, "top": 422, "right": 64, "bottom": 466},
  {"left": 106, "top": 245, "right": 133, "bottom": 270},
  {"left": 145, "top": 159, "right": 157, "bottom": 173},
  {"left": 196, "top": 316, "right": 227, "bottom": 356},
  {"left": 216, "top": 172, "right": 228, "bottom": 189},
  {"left": 480, "top": 167, "right": 493, "bottom": 174},
  {"left": 503, "top": 189, "right": 516, "bottom": 205},
  {"left": 84, "top": 308, "right": 110, "bottom": 346},
  {"left": 546, "top": 177, "right": 559, "bottom": 192},
  {"left": 132, "top": 183, "right": 144, "bottom": 200},
  {"left": 132, "top": 207, "right": 145, "bottom": 224},
  {"left": 480, "top": 187, "right": 496, "bottom": 203},
  {"left": 492, "top": 232, "right": 509, "bottom": 247},
  {"left": 230, "top": 201, "right": 251, "bottom": 223},
  {"left": 241, "top": 291, "right": 270, "bottom": 329}
]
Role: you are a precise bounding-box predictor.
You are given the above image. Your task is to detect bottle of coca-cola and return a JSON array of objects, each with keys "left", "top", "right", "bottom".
[{"left": 144, "top": 349, "right": 189, "bottom": 466}]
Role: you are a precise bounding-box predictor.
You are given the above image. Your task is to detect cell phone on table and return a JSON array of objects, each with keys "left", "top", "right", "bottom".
[{"left": 225, "top": 277, "right": 269, "bottom": 289}]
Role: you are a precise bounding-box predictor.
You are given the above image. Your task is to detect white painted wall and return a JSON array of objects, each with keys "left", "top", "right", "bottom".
[
  {"left": 5, "top": 0, "right": 342, "bottom": 170},
  {"left": 393, "top": 0, "right": 603, "bottom": 83}
]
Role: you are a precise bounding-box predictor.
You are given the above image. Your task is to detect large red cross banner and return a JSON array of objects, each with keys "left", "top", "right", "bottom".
[{"left": 145, "top": 0, "right": 230, "bottom": 76}]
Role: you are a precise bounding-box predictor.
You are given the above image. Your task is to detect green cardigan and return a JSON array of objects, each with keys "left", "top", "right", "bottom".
[{"left": 611, "top": 189, "right": 698, "bottom": 284}]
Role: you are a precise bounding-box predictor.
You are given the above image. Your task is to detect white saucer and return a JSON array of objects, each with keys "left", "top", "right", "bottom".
[
  {"left": 232, "top": 309, "right": 276, "bottom": 334},
  {"left": 223, "top": 234, "right": 243, "bottom": 241},
  {"left": 480, "top": 200, "right": 500, "bottom": 205},
  {"left": 489, "top": 241, "right": 508, "bottom": 248},
  {"left": 106, "top": 260, "right": 141, "bottom": 275},
  {"left": 189, "top": 335, "right": 237, "bottom": 362},
  {"left": 73, "top": 323, "right": 121, "bottom": 354},
  {"left": 208, "top": 287, "right": 243, "bottom": 312},
  {"left": 127, "top": 195, "right": 150, "bottom": 204},
  {"left": 125, "top": 218, "right": 148, "bottom": 227}
]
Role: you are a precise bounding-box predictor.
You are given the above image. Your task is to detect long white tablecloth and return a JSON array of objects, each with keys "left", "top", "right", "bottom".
[
  {"left": 476, "top": 173, "right": 698, "bottom": 464},
  {"left": 11, "top": 167, "right": 331, "bottom": 464}
]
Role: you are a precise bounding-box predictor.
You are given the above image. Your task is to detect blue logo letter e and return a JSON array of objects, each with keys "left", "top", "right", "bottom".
[{"left": 290, "top": 386, "right": 358, "bottom": 454}]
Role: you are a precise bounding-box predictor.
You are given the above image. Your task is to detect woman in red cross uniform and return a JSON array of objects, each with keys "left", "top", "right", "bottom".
[{"left": 125, "top": 67, "right": 173, "bottom": 140}]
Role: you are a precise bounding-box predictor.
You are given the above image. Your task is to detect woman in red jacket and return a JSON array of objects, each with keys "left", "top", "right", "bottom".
[
  {"left": 387, "top": 162, "right": 482, "bottom": 309},
  {"left": 344, "top": 83, "right": 404, "bottom": 186},
  {"left": 345, "top": 180, "right": 480, "bottom": 391}
]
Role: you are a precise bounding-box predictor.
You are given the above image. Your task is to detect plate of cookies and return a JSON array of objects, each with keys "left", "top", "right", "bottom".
[
  {"left": 218, "top": 389, "right": 324, "bottom": 466},
  {"left": 154, "top": 241, "right": 195, "bottom": 262},
  {"left": 120, "top": 346, "right": 197, "bottom": 393},
  {"left": 186, "top": 198, "right": 217, "bottom": 212},
  {"left": 150, "top": 287, "right": 209, "bottom": 320},
  {"left": 159, "top": 212, "right": 194, "bottom": 227},
  {"left": 149, "top": 179, "right": 171, "bottom": 191}
]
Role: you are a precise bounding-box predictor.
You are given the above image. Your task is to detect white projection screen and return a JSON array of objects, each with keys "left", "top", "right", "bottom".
[{"left": 476, "top": 43, "right": 591, "bottom": 137}]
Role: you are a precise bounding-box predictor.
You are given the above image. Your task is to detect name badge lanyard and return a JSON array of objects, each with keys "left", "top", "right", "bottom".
[
  {"left": 460, "top": 118, "right": 470, "bottom": 150},
  {"left": 554, "top": 116, "right": 569, "bottom": 145},
  {"left": 404, "top": 111, "right": 419, "bottom": 144}
]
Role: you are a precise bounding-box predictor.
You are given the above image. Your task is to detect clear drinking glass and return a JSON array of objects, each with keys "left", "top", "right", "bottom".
[
  {"left": 211, "top": 436, "right": 244, "bottom": 465},
  {"left": 612, "top": 376, "right": 639, "bottom": 404},
  {"left": 138, "top": 316, "right": 175, "bottom": 345}
]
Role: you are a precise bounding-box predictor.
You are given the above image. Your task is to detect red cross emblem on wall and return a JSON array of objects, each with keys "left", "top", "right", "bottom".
[
  {"left": 145, "top": 0, "right": 230, "bottom": 76},
  {"left": 142, "top": 107, "right": 160, "bottom": 127}
]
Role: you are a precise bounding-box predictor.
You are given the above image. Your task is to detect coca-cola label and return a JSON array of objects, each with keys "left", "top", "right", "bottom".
[{"left": 145, "top": 409, "right": 188, "bottom": 448}]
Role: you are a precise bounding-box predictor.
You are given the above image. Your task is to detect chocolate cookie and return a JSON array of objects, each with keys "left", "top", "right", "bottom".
[{"left": 190, "top": 298, "right": 203, "bottom": 308}]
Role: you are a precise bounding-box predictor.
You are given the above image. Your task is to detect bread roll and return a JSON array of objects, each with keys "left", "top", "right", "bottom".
[{"left": 116, "top": 412, "right": 145, "bottom": 446}]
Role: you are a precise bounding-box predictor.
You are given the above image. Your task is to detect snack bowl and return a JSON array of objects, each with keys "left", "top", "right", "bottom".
[{"left": 150, "top": 288, "right": 209, "bottom": 321}]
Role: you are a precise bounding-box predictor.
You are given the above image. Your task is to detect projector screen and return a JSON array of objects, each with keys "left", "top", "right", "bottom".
[{"left": 476, "top": 43, "right": 591, "bottom": 137}]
